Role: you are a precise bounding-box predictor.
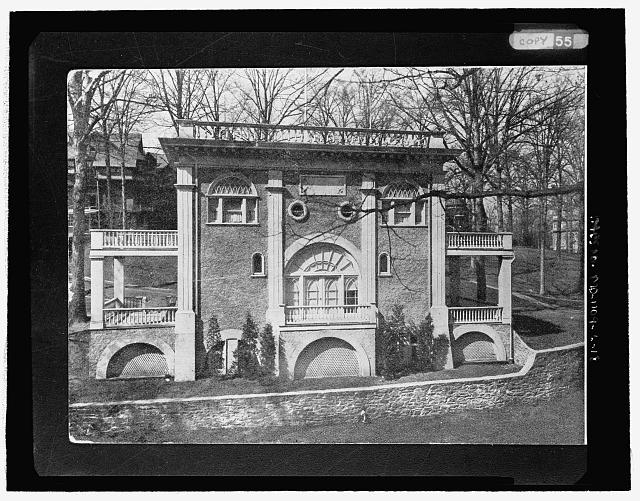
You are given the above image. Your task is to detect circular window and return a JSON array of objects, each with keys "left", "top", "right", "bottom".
[
  {"left": 338, "top": 201, "right": 356, "bottom": 222},
  {"left": 288, "top": 200, "right": 309, "bottom": 222}
]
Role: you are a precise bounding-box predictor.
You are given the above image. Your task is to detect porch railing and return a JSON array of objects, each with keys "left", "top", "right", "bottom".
[
  {"left": 177, "top": 119, "right": 447, "bottom": 149},
  {"left": 285, "top": 305, "right": 373, "bottom": 324},
  {"left": 446, "top": 232, "right": 513, "bottom": 250},
  {"left": 92, "top": 230, "right": 178, "bottom": 249},
  {"left": 103, "top": 307, "right": 177, "bottom": 327},
  {"left": 448, "top": 306, "right": 503, "bottom": 324}
]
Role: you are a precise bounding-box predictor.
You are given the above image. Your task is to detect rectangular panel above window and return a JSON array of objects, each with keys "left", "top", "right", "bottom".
[{"left": 299, "top": 174, "right": 346, "bottom": 196}]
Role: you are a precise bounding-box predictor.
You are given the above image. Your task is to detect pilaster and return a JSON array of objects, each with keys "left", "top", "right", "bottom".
[
  {"left": 113, "top": 257, "right": 125, "bottom": 303},
  {"left": 498, "top": 255, "right": 514, "bottom": 325},
  {"left": 174, "top": 162, "right": 196, "bottom": 381},
  {"left": 89, "top": 256, "right": 104, "bottom": 330},
  {"left": 430, "top": 181, "right": 452, "bottom": 368},
  {"left": 360, "top": 173, "right": 377, "bottom": 307},
  {"left": 266, "top": 169, "right": 285, "bottom": 376}
]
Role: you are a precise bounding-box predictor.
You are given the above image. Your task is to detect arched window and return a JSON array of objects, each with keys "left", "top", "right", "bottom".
[
  {"left": 285, "top": 243, "right": 359, "bottom": 310},
  {"left": 251, "top": 252, "right": 265, "bottom": 276},
  {"left": 207, "top": 173, "right": 259, "bottom": 225},
  {"left": 378, "top": 252, "right": 391, "bottom": 276},
  {"left": 380, "top": 181, "right": 427, "bottom": 227}
]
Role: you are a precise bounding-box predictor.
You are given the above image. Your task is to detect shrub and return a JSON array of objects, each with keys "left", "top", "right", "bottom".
[
  {"left": 410, "top": 314, "right": 449, "bottom": 372},
  {"left": 203, "top": 315, "right": 224, "bottom": 376},
  {"left": 258, "top": 323, "right": 276, "bottom": 376},
  {"left": 235, "top": 312, "right": 261, "bottom": 379},
  {"left": 377, "top": 307, "right": 450, "bottom": 378},
  {"left": 377, "top": 304, "right": 411, "bottom": 379}
]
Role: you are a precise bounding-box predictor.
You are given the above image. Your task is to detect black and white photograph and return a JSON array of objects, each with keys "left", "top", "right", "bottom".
[
  {"left": 66, "top": 65, "right": 586, "bottom": 444},
  {"left": 10, "top": 15, "right": 630, "bottom": 487}
]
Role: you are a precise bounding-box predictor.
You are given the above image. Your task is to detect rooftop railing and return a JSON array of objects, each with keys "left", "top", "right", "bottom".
[{"left": 177, "top": 119, "right": 447, "bottom": 149}]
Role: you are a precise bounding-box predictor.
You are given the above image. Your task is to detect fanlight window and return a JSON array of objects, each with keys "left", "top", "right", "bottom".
[
  {"left": 381, "top": 181, "right": 427, "bottom": 227},
  {"left": 207, "top": 174, "right": 258, "bottom": 225},
  {"left": 285, "top": 244, "right": 359, "bottom": 309}
]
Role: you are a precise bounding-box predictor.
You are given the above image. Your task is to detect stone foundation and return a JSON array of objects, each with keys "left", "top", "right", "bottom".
[{"left": 70, "top": 334, "right": 583, "bottom": 439}]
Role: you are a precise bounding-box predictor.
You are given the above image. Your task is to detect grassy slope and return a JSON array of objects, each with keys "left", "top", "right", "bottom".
[{"left": 84, "top": 387, "right": 584, "bottom": 445}]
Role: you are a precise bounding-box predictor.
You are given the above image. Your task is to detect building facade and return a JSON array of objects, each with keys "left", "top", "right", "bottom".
[{"left": 86, "top": 121, "right": 515, "bottom": 381}]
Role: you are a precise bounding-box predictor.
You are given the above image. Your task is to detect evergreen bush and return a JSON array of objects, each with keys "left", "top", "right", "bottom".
[
  {"left": 236, "top": 312, "right": 261, "bottom": 379},
  {"left": 204, "top": 315, "right": 224, "bottom": 377},
  {"left": 258, "top": 323, "right": 276, "bottom": 376}
]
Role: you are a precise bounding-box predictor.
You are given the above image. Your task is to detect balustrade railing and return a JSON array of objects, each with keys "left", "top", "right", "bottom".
[
  {"left": 103, "top": 307, "right": 177, "bottom": 327},
  {"left": 177, "top": 119, "right": 446, "bottom": 150},
  {"left": 448, "top": 306, "right": 503, "bottom": 324},
  {"left": 446, "top": 232, "right": 512, "bottom": 250},
  {"left": 93, "top": 230, "right": 178, "bottom": 249},
  {"left": 285, "top": 305, "right": 372, "bottom": 324}
]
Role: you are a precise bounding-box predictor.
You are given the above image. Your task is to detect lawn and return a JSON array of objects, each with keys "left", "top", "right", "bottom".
[
  {"left": 69, "top": 361, "right": 522, "bottom": 404},
  {"left": 84, "top": 386, "right": 584, "bottom": 444}
]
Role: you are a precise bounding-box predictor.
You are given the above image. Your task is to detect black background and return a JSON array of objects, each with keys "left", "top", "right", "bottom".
[{"left": 10, "top": 9, "right": 628, "bottom": 490}]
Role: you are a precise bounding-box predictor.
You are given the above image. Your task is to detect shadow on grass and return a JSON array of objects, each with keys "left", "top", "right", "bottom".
[{"left": 513, "top": 313, "right": 563, "bottom": 337}]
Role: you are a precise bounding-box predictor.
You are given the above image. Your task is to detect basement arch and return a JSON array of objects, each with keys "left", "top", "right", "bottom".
[
  {"left": 290, "top": 335, "right": 371, "bottom": 379},
  {"left": 96, "top": 336, "right": 175, "bottom": 379},
  {"left": 452, "top": 324, "right": 507, "bottom": 363}
]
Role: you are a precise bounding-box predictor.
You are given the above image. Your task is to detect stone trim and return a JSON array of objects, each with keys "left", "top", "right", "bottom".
[{"left": 95, "top": 337, "right": 176, "bottom": 379}]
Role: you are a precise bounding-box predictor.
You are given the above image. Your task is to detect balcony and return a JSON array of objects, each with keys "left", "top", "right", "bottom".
[
  {"left": 90, "top": 229, "right": 178, "bottom": 257},
  {"left": 176, "top": 119, "right": 449, "bottom": 151},
  {"left": 103, "top": 307, "right": 177, "bottom": 328},
  {"left": 285, "top": 305, "right": 374, "bottom": 325},
  {"left": 446, "top": 232, "right": 513, "bottom": 256},
  {"left": 448, "top": 306, "right": 504, "bottom": 324}
]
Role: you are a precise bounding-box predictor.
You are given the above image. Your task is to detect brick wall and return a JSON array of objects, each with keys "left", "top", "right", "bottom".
[
  {"left": 376, "top": 173, "right": 432, "bottom": 323},
  {"left": 70, "top": 336, "right": 584, "bottom": 438},
  {"left": 198, "top": 169, "right": 269, "bottom": 333}
]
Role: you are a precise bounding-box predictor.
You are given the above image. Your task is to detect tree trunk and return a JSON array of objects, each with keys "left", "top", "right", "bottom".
[
  {"left": 103, "top": 132, "right": 114, "bottom": 228},
  {"left": 68, "top": 140, "right": 90, "bottom": 324},
  {"left": 555, "top": 194, "right": 563, "bottom": 264},
  {"left": 539, "top": 196, "right": 547, "bottom": 296},
  {"left": 496, "top": 168, "right": 504, "bottom": 231},
  {"left": 507, "top": 195, "right": 514, "bottom": 233},
  {"left": 121, "top": 156, "right": 126, "bottom": 229},
  {"left": 473, "top": 172, "right": 487, "bottom": 303},
  {"left": 521, "top": 199, "right": 528, "bottom": 247}
]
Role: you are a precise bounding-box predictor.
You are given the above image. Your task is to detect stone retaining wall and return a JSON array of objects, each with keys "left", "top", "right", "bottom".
[{"left": 69, "top": 334, "right": 584, "bottom": 439}]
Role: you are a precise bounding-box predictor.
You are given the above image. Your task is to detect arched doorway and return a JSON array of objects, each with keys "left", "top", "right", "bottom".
[
  {"left": 285, "top": 242, "right": 361, "bottom": 323},
  {"left": 294, "top": 337, "right": 360, "bottom": 379},
  {"left": 106, "top": 343, "right": 170, "bottom": 379}
]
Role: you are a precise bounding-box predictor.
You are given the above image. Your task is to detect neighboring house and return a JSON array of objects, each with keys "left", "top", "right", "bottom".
[
  {"left": 67, "top": 132, "right": 158, "bottom": 238},
  {"left": 85, "top": 121, "right": 515, "bottom": 382}
]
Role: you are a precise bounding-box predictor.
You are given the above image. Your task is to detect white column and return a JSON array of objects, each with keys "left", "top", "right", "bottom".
[
  {"left": 265, "top": 169, "right": 285, "bottom": 376},
  {"left": 430, "top": 181, "right": 452, "bottom": 368},
  {"left": 113, "top": 257, "right": 125, "bottom": 303},
  {"left": 90, "top": 256, "right": 104, "bottom": 330},
  {"left": 174, "top": 162, "right": 196, "bottom": 381},
  {"left": 360, "top": 173, "right": 378, "bottom": 323},
  {"left": 498, "top": 255, "right": 514, "bottom": 324}
]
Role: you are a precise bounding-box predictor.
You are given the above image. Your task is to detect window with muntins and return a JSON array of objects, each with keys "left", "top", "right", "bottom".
[
  {"left": 285, "top": 244, "right": 360, "bottom": 309},
  {"left": 380, "top": 181, "right": 428, "bottom": 227},
  {"left": 207, "top": 174, "right": 258, "bottom": 225}
]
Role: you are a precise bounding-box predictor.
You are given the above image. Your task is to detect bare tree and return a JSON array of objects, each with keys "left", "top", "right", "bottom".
[
  {"left": 147, "top": 69, "right": 208, "bottom": 135},
  {"left": 110, "top": 70, "right": 154, "bottom": 229},
  {"left": 67, "top": 70, "right": 126, "bottom": 324}
]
